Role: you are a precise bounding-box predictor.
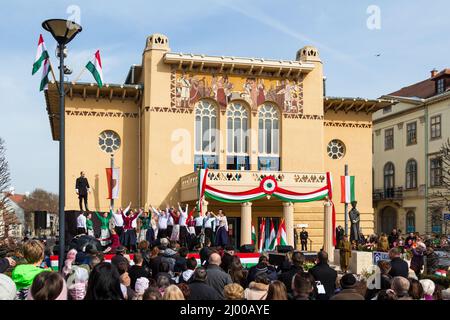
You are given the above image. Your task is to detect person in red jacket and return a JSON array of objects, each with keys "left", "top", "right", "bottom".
[{"left": 121, "top": 209, "right": 142, "bottom": 253}]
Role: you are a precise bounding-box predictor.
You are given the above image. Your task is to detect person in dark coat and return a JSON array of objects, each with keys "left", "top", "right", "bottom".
[
  {"left": 330, "top": 273, "right": 364, "bottom": 300},
  {"left": 410, "top": 243, "right": 425, "bottom": 276},
  {"left": 128, "top": 253, "right": 151, "bottom": 291},
  {"left": 247, "top": 255, "right": 277, "bottom": 285},
  {"left": 200, "top": 238, "right": 212, "bottom": 266},
  {"left": 388, "top": 229, "right": 399, "bottom": 248},
  {"left": 189, "top": 267, "right": 221, "bottom": 300},
  {"left": 111, "top": 246, "right": 130, "bottom": 270},
  {"left": 174, "top": 247, "right": 189, "bottom": 274},
  {"left": 300, "top": 228, "right": 309, "bottom": 251},
  {"left": 335, "top": 225, "right": 345, "bottom": 244},
  {"left": 0, "top": 257, "right": 16, "bottom": 274},
  {"left": 75, "top": 171, "right": 90, "bottom": 212},
  {"left": 388, "top": 247, "right": 409, "bottom": 278},
  {"left": 309, "top": 251, "right": 337, "bottom": 300},
  {"left": 205, "top": 253, "right": 232, "bottom": 299},
  {"left": 424, "top": 246, "right": 439, "bottom": 275},
  {"left": 278, "top": 251, "right": 305, "bottom": 294},
  {"left": 220, "top": 246, "right": 235, "bottom": 273}
]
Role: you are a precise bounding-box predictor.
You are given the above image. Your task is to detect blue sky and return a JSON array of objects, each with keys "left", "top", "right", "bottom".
[{"left": 0, "top": 0, "right": 449, "bottom": 194}]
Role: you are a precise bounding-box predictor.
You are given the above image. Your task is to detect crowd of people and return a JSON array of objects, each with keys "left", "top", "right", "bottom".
[{"left": 0, "top": 231, "right": 449, "bottom": 300}]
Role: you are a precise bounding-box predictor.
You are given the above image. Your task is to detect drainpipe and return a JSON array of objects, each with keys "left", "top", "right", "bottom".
[{"left": 424, "top": 105, "right": 429, "bottom": 234}]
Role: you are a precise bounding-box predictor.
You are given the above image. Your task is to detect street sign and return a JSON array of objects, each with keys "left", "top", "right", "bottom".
[{"left": 373, "top": 251, "right": 390, "bottom": 265}]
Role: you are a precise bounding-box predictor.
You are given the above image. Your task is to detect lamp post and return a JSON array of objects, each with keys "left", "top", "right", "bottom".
[{"left": 42, "top": 19, "right": 82, "bottom": 272}]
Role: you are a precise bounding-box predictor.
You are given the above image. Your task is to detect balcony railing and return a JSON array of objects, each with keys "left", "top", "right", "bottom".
[
  {"left": 373, "top": 187, "right": 403, "bottom": 201},
  {"left": 180, "top": 169, "right": 327, "bottom": 202}
]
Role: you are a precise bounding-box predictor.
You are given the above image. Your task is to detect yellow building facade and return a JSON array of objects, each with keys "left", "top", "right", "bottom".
[{"left": 44, "top": 34, "right": 391, "bottom": 251}]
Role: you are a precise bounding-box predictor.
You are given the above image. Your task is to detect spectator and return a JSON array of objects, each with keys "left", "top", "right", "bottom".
[
  {"left": 84, "top": 262, "right": 123, "bottom": 300},
  {"left": 228, "top": 256, "right": 248, "bottom": 287},
  {"left": 377, "top": 289, "right": 397, "bottom": 301},
  {"left": 408, "top": 278, "right": 424, "bottom": 300},
  {"left": 388, "top": 248, "right": 409, "bottom": 278},
  {"left": 143, "top": 286, "right": 162, "bottom": 300},
  {"left": 291, "top": 272, "right": 314, "bottom": 300},
  {"left": 220, "top": 245, "right": 235, "bottom": 273},
  {"left": 27, "top": 271, "right": 67, "bottom": 300},
  {"left": 188, "top": 267, "right": 221, "bottom": 300},
  {"left": 410, "top": 242, "right": 425, "bottom": 277},
  {"left": 205, "top": 253, "right": 232, "bottom": 299},
  {"left": 278, "top": 251, "right": 304, "bottom": 294},
  {"left": 200, "top": 237, "right": 212, "bottom": 266},
  {"left": 128, "top": 252, "right": 151, "bottom": 291},
  {"left": 309, "top": 250, "right": 337, "bottom": 300},
  {"left": 433, "top": 283, "right": 445, "bottom": 300},
  {"left": 66, "top": 265, "right": 90, "bottom": 300},
  {"left": 224, "top": 283, "right": 245, "bottom": 300},
  {"left": 424, "top": 247, "right": 439, "bottom": 275},
  {"left": 391, "top": 276, "right": 412, "bottom": 300},
  {"left": 0, "top": 273, "right": 16, "bottom": 300},
  {"left": 161, "top": 248, "right": 177, "bottom": 272},
  {"left": 419, "top": 279, "right": 435, "bottom": 300},
  {"left": 149, "top": 247, "right": 162, "bottom": 279},
  {"left": 244, "top": 273, "right": 270, "bottom": 300},
  {"left": 330, "top": 274, "right": 364, "bottom": 300},
  {"left": 441, "top": 288, "right": 450, "bottom": 300},
  {"left": 247, "top": 255, "right": 277, "bottom": 284},
  {"left": 111, "top": 246, "right": 130, "bottom": 271},
  {"left": 177, "top": 283, "right": 191, "bottom": 299},
  {"left": 0, "top": 256, "right": 16, "bottom": 274},
  {"left": 388, "top": 229, "right": 399, "bottom": 247},
  {"left": 11, "top": 240, "right": 50, "bottom": 300},
  {"left": 179, "top": 257, "right": 196, "bottom": 284},
  {"left": 156, "top": 274, "right": 171, "bottom": 296},
  {"left": 266, "top": 280, "right": 288, "bottom": 300},
  {"left": 174, "top": 247, "right": 189, "bottom": 274},
  {"left": 134, "top": 277, "right": 150, "bottom": 300},
  {"left": 163, "top": 284, "right": 185, "bottom": 300},
  {"left": 377, "top": 234, "right": 389, "bottom": 252}
]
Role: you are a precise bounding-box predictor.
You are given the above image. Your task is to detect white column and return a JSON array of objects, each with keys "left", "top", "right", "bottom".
[
  {"left": 282, "top": 202, "right": 294, "bottom": 247},
  {"left": 240, "top": 202, "right": 252, "bottom": 245},
  {"left": 323, "top": 200, "right": 334, "bottom": 255}
]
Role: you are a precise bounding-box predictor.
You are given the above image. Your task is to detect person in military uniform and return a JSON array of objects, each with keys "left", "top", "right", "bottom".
[
  {"left": 338, "top": 234, "right": 352, "bottom": 273},
  {"left": 349, "top": 201, "right": 360, "bottom": 243}
]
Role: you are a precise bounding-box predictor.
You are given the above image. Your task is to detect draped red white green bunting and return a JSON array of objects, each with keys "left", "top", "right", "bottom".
[{"left": 199, "top": 169, "right": 331, "bottom": 203}]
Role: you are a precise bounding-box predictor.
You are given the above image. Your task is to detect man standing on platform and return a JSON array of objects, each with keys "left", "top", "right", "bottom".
[
  {"left": 300, "top": 227, "right": 309, "bottom": 251},
  {"left": 75, "top": 171, "right": 90, "bottom": 212}
]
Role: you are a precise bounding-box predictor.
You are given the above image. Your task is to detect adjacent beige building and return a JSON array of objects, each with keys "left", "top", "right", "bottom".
[
  {"left": 373, "top": 69, "right": 450, "bottom": 235},
  {"left": 44, "top": 34, "right": 391, "bottom": 251}
]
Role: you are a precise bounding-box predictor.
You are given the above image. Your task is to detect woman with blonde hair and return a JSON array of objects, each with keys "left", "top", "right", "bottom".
[
  {"left": 266, "top": 280, "right": 288, "bottom": 300},
  {"left": 162, "top": 284, "right": 185, "bottom": 300},
  {"left": 224, "top": 283, "right": 245, "bottom": 300}
]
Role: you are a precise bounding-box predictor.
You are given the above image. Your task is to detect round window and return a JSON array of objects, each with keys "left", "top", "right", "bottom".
[
  {"left": 327, "top": 139, "right": 345, "bottom": 160},
  {"left": 99, "top": 130, "right": 121, "bottom": 154}
]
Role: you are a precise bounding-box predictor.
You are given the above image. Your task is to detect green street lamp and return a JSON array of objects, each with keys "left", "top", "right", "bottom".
[{"left": 42, "top": 19, "right": 82, "bottom": 272}]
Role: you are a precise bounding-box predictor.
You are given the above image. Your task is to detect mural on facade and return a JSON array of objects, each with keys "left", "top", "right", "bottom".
[{"left": 172, "top": 71, "right": 303, "bottom": 113}]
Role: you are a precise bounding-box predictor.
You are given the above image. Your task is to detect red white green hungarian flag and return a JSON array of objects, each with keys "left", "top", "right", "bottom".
[
  {"left": 251, "top": 224, "right": 256, "bottom": 245},
  {"left": 268, "top": 219, "right": 277, "bottom": 250},
  {"left": 258, "top": 218, "right": 266, "bottom": 253},
  {"left": 32, "top": 34, "right": 49, "bottom": 75},
  {"left": 340, "top": 175, "right": 355, "bottom": 203},
  {"left": 86, "top": 50, "right": 104, "bottom": 88},
  {"left": 39, "top": 58, "right": 51, "bottom": 92},
  {"left": 277, "top": 219, "right": 287, "bottom": 246}
]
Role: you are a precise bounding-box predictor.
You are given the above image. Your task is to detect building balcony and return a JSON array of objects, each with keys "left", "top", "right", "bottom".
[
  {"left": 373, "top": 187, "right": 403, "bottom": 202},
  {"left": 180, "top": 169, "right": 328, "bottom": 202}
]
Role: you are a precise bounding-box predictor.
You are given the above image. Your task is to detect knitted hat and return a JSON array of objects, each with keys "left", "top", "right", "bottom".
[
  {"left": 340, "top": 273, "right": 357, "bottom": 289},
  {"left": 0, "top": 274, "right": 16, "bottom": 300},
  {"left": 135, "top": 277, "right": 150, "bottom": 295}
]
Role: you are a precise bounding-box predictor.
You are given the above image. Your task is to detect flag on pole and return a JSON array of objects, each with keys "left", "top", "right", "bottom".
[
  {"left": 251, "top": 224, "right": 256, "bottom": 245},
  {"left": 39, "top": 58, "right": 51, "bottom": 91},
  {"left": 258, "top": 218, "right": 265, "bottom": 253},
  {"left": 86, "top": 50, "right": 104, "bottom": 88},
  {"left": 277, "top": 219, "right": 287, "bottom": 246},
  {"left": 32, "top": 34, "right": 49, "bottom": 75},
  {"left": 268, "top": 219, "right": 277, "bottom": 251},
  {"left": 106, "top": 167, "right": 120, "bottom": 199},
  {"left": 340, "top": 175, "right": 355, "bottom": 203}
]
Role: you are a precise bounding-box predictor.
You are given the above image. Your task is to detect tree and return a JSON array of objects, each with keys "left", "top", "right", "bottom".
[
  {"left": 20, "top": 188, "right": 58, "bottom": 214},
  {"left": 427, "top": 138, "right": 450, "bottom": 235},
  {"left": 0, "top": 137, "right": 14, "bottom": 244}
]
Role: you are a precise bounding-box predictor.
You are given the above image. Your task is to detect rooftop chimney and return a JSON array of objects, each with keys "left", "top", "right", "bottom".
[{"left": 430, "top": 68, "right": 438, "bottom": 78}]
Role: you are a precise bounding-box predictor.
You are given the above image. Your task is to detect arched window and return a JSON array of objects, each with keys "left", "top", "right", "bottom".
[
  {"left": 405, "top": 159, "right": 417, "bottom": 189},
  {"left": 194, "top": 100, "right": 218, "bottom": 170},
  {"left": 406, "top": 211, "right": 415, "bottom": 233},
  {"left": 384, "top": 162, "right": 395, "bottom": 198},
  {"left": 258, "top": 103, "right": 280, "bottom": 171},
  {"left": 431, "top": 210, "right": 442, "bottom": 234},
  {"left": 227, "top": 102, "right": 249, "bottom": 170}
]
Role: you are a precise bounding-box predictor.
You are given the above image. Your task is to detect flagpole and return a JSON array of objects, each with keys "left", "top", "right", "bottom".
[
  {"left": 110, "top": 154, "right": 114, "bottom": 210},
  {"left": 46, "top": 59, "right": 59, "bottom": 92},
  {"left": 72, "top": 65, "right": 87, "bottom": 84},
  {"left": 344, "top": 164, "right": 349, "bottom": 236}
]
